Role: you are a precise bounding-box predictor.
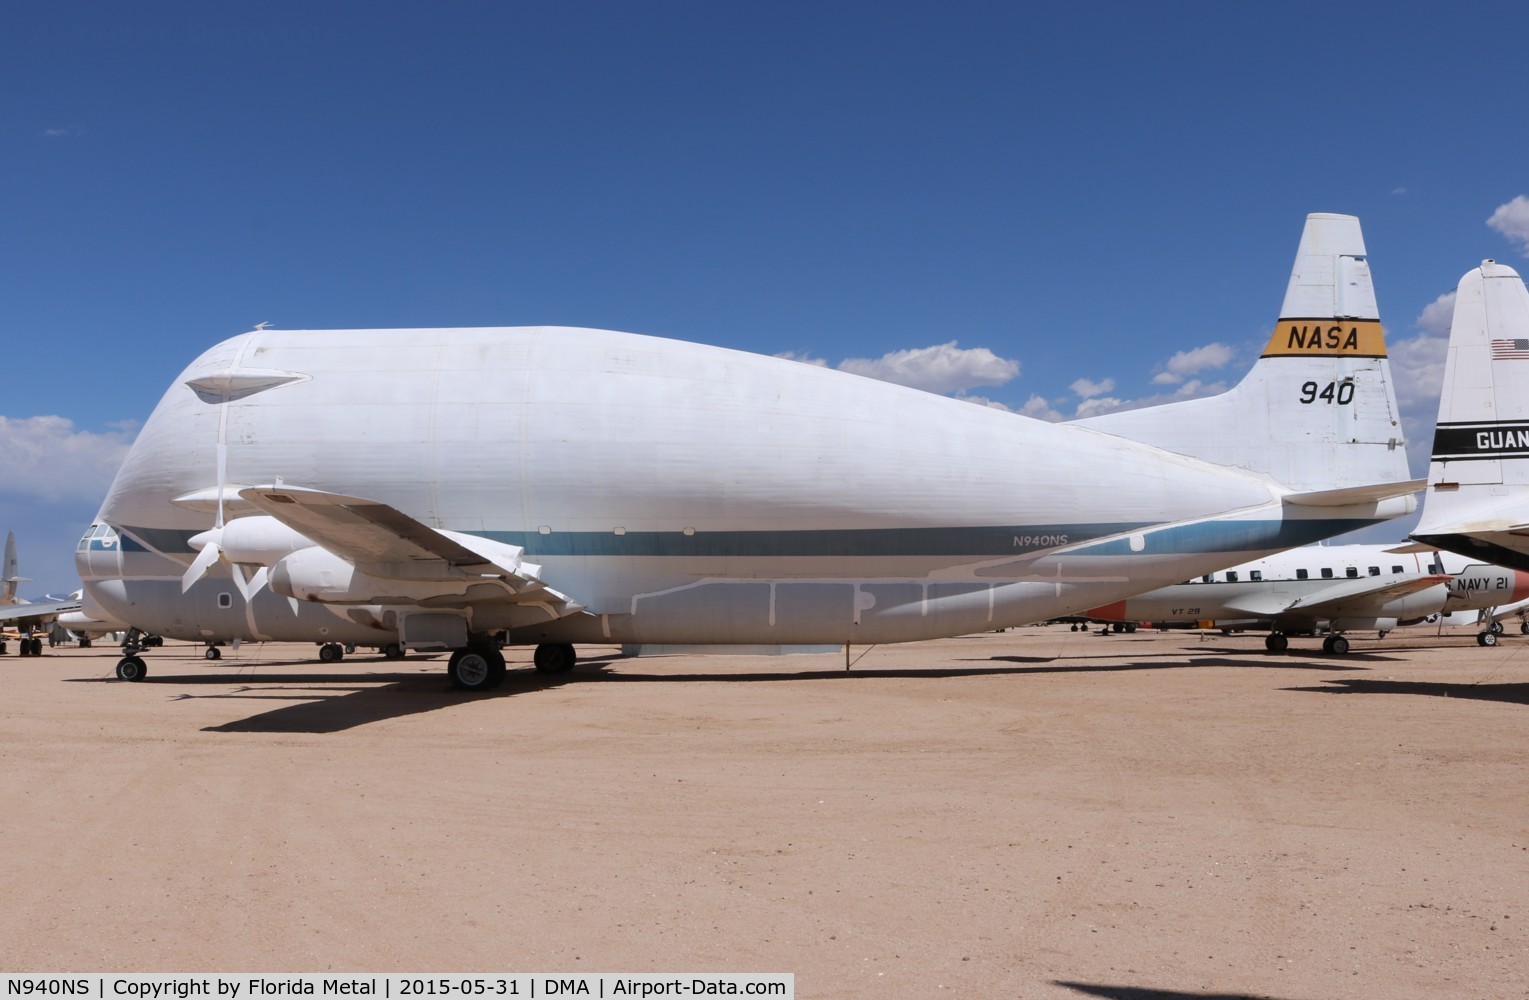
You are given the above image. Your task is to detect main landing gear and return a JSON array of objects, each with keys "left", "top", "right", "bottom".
[
  {"left": 1476, "top": 623, "right": 1505, "bottom": 646},
  {"left": 1264, "top": 633, "right": 1289, "bottom": 653},
  {"left": 318, "top": 642, "right": 344, "bottom": 663},
  {"left": 443, "top": 642, "right": 579, "bottom": 691},
  {"left": 448, "top": 645, "right": 507, "bottom": 691},
  {"left": 1321, "top": 634, "right": 1350, "bottom": 655},
  {"left": 533, "top": 643, "right": 577, "bottom": 674},
  {"left": 11, "top": 637, "right": 45, "bottom": 657}
]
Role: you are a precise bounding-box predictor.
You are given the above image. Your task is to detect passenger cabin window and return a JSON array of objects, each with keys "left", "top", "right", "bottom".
[
  {"left": 1296, "top": 569, "right": 1308, "bottom": 580},
  {"left": 1346, "top": 567, "right": 1358, "bottom": 578},
  {"left": 1369, "top": 566, "right": 1380, "bottom": 576},
  {"left": 1321, "top": 568, "right": 1334, "bottom": 579},
  {"left": 1250, "top": 570, "right": 1263, "bottom": 582},
  {"left": 1392, "top": 565, "right": 1404, "bottom": 573},
  {"left": 1201, "top": 575, "right": 1213, "bottom": 583},
  {"left": 1226, "top": 571, "right": 1238, "bottom": 582}
]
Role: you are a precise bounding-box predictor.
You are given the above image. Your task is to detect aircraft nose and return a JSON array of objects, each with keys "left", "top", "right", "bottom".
[
  {"left": 75, "top": 524, "right": 124, "bottom": 582},
  {"left": 81, "top": 579, "right": 134, "bottom": 625}
]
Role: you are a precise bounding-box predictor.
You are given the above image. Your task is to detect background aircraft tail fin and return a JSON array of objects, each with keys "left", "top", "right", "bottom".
[
  {"left": 1074, "top": 213, "right": 1411, "bottom": 497},
  {"left": 2, "top": 531, "right": 29, "bottom": 605},
  {"left": 1411, "top": 261, "right": 1529, "bottom": 566}
]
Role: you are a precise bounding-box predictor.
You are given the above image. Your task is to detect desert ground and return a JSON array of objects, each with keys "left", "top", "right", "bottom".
[{"left": 1, "top": 625, "right": 1525, "bottom": 999}]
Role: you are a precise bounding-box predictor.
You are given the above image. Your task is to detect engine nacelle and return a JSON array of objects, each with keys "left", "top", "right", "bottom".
[
  {"left": 197, "top": 515, "right": 314, "bottom": 567},
  {"left": 269, "top": 546, "right": 487, "bottom": 605}
]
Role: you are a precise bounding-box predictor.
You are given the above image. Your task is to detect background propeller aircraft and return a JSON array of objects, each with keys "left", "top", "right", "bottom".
[
  {"left": 79, "top": 213, "right": 1418, "bottom": 690},
  {"left": 1082, "top": 543, "right": 1529, "bottom": 652},
  {"left": 0, "top": 531, "right": 84, "bottom": 656}
]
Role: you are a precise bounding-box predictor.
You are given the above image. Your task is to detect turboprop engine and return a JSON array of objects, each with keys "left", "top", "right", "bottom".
[{"left": 268, "top": 545, "right": 516, "bottom": 606}]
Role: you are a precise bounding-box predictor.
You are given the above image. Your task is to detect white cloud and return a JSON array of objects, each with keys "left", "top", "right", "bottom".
[
  {"left": 1391, "top": 186, "right": 1407, "bottom": 196},
  {"left": 1387, "top": 303, "right": 1454, "bottom": 480},
  {"left": 42, "top": 126, "right": 82, "bottom": 138},
  {"left": 1417, "top": 291, "right": 1456, "bottom": 337},
  {"left": 953, "top": 393, "right": 1014, "bottom": 413},
  {"left": 1151, "top": 342, "right": 1236, "bottom": 385},
  {"left": 1018, "top": 394, "right": 1067, "bottom": 422},
  {"left": 1073, "top": 396, "right": 1125, "bottom": 419},
  {"left": 1069, "top": 377, "right": 1115, "bottom": 399},
  {"left": 837, "top": 341, "right": 1020, "bottom": 395},
  {"left": 0, "top": 415, "right": 133, "bottom": 503},
  {"left": 1487, "top": 195, "right": 1529, "bottom": 257},
  {"left": 1066, "top": 378, "right": 1231, "bottom": 420},
  {"left": 774, "top": 350, "right": 828, "bottom": 367}
]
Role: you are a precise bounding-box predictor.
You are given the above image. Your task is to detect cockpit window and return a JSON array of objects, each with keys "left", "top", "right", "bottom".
[{"left": 78, "top": 523, "right": 119, "bottom": 551}]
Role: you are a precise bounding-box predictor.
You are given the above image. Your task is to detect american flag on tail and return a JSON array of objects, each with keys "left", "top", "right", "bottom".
[{"left": 1491, "top": 339, "right": 1529, "bottom": 359}]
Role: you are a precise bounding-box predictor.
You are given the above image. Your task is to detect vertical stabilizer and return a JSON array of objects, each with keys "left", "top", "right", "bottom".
[
  {"left": 1074, "top": 213, "right": 1413, "bottom": 496},
  {"left": 2, "top": 531, "right": 20, "bottom": 605},
  {"left": 1411, "top": 261, "right": 1529, "bottom": 569}
]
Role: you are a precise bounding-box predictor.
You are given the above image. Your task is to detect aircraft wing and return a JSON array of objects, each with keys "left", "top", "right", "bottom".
[
  {"left": 1281, "top": 573, "right": 1449, "bottom": 619},
  {"left": 0, "top": 597, "right": 82, "bottom": 628},
  {"left": 238, "top": 485, "right": 582, "bottom": 612}
]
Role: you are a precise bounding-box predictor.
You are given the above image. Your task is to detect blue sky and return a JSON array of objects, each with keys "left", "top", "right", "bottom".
[{"left": 5, "top": 1, "right": 1529, "bottom": 593}]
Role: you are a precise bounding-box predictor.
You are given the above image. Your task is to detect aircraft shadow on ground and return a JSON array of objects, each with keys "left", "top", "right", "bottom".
[
  {"left": 149, "top": 650, "right": 635, "bottom": 733},
  {"left": 985, "top": 651, "right": 1374, "bottom": 673},
  {"left": 65, "top": 647, "right": 1379, "bottom": 733},
  {"left": 1054, "top": 981, "right": 1292, "bottom": 1000},
  {"left": 1284, "top": 677, "right": 1529, "bottom": 706}
]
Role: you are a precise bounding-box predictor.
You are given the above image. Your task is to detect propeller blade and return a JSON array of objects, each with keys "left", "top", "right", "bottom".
[{"left": 181, "top": 539, "right": 223, "bottom": 593}]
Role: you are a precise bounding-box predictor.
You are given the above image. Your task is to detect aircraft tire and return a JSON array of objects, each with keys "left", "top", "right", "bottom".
[
  {"left": 1329, "top": 635, "right": 1349, "bottom": 655},
  {"left": 533, "top": 643, "right": 577, "bottom": 674},
  {"left": 1265, "top": 633, "right": 1288, "bottom": 653},
  {"left": 319, "top": 642, "right": 343, "bottom": 663},
  {"left": 204, "top": 646, "right": 221, "bottom": 661},
  {"left": 116, "top": 656, "right": 147, "bottom": 681},
  {"left": 382, "top": 642, "right": 404, "bottom": 660},
  {"left": 27, "top": 638, "right": 42, "bottom": 656},
  {"left": 1490, "top": 620, "right": 1505, "bottom": 635},
  {"left": 1521, "top": 622, "right": 1529, "bottom": 635},
  {"left": 448, "top": 648, "right": 505, "bottom": 691},
  {"left": 1478, "top": 631, "right": 1498, "bottom": 647},
  {"left": 0, "top": 640, "right": 7, "bottom": 655}
]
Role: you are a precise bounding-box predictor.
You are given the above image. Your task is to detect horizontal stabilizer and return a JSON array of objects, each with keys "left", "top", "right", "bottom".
[
  {"left": 1282, "top": 479, "right": 1425, "bottom": 508},
  {"left": 1384, "top": 542, "right": 1435, "bottom": 554}
]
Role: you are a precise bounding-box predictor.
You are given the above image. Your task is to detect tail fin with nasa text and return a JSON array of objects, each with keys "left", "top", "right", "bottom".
[{"left": 1075, "top": 213, "right": 1418, "bottom": 506}]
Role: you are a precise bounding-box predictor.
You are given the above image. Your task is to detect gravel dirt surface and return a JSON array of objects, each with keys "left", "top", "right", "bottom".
[{"left": 1, "top": 625, "right": 1526, "bottom": 999}]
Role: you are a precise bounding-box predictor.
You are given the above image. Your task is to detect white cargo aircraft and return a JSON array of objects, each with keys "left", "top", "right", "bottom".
[
  {"left": 80, "top": 213, "right": 1419, "bottom": 689},
  {"left": 1081, "top": 543, "right": 1529, "bottom": 652},
  {"left": 1412, "top": 260, "right": 1529, "bottom": 571}
]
